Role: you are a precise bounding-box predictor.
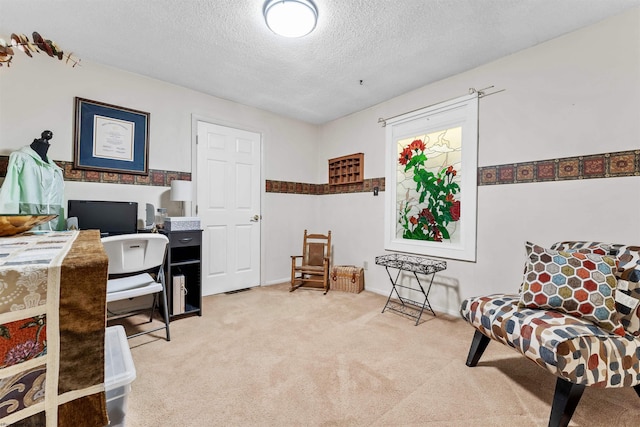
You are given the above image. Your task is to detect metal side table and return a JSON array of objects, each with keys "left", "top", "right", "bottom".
[{"left": 375, "top": 253, "right": 447, "bottom": 325}]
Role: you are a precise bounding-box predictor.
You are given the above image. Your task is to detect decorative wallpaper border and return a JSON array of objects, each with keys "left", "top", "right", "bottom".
[
  {"left": 478, "top": 150, "right": 638, "bottom": 185},
  {"left": 2, "top": 149, "right": 637, "bottom": 192},
  {"left": 0, "top": 157, "right": 191, "bottom": 186},
  {"left": 266, "top": 150, "right": 638, "bottom": 195}
]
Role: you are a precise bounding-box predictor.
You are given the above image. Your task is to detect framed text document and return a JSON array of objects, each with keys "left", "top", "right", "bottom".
[{"left": 73, "top": 97, "right": 150, "bottom": 175}]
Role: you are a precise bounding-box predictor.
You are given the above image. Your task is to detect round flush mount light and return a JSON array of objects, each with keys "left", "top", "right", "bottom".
[{"left": 263, "top": 0, "right": 318, "bottom": 38}]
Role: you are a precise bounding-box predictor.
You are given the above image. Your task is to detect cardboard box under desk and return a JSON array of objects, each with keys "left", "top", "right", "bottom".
[{"left": 172, "top": 274, "right": 185, "bottom": 315}]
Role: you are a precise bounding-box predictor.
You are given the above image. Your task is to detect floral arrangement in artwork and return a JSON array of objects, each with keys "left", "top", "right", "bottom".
[{"left": 398, "top": 138, "right": 460, "bottom": 242}]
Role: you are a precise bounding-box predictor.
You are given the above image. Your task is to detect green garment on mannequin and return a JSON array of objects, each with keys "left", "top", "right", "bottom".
[{"left": 0, "top": 145, "right": 65, "bottom": 231}]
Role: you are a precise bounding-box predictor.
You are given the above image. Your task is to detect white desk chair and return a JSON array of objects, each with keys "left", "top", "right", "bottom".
[{"left": 102, "top": 233, "right": 171, "bottom": 341}]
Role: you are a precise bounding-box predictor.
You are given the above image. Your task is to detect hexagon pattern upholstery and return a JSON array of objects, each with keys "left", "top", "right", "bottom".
[
  {"left": 552, "top": 241, "right": 640, "bottom": 337},
  {"left": 460, "top": 241, "right": 640, "bottom": 427},
  {"left": 519, "top": 241, "right": 625, "bottom": 336},
  {"left": 461, "top": 293, "right": 640, "bottom": 387}
]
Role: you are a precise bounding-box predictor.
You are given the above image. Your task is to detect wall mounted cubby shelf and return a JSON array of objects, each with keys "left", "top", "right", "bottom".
[{"left": 328, "top": 153, "right": 364, "bottom": 185}]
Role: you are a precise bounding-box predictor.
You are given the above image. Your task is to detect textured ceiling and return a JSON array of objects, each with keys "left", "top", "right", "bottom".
[{"left": 1, "top": 0, "right": 639, "bottom": 124}]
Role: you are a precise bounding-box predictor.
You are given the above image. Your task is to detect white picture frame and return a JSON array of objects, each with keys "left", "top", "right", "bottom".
[{"left": 384, "top": 93, "right": 479, "bottom": 261}]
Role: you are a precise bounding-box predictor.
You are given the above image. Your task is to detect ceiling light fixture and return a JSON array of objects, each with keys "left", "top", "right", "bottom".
[{"left": 263, "top": 0, "right": 318, "bottom": 38}]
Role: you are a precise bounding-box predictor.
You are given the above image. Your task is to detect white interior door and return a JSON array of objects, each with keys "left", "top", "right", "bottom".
[{"left": 196, "top": 121, "right": 261, "bottom": 295}]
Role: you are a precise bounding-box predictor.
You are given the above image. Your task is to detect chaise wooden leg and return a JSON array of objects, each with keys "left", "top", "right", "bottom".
[
  {"left": 548, "top": 377, "right": 585, "bottom": 427},
  {"left": 634, "top": 384, "right": 640, "bottom": 399},
  {"left": 465, "top": 330, "right": 491, "bottom": 367}
]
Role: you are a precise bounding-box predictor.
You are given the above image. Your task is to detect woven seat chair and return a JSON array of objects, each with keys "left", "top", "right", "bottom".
[{"left": 290, "top": 230, "right": 331, "bottom": 294}]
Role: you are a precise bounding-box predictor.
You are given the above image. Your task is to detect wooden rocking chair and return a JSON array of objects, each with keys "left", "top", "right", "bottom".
[{"left": 290, "top": 230, "right": 332, "bottom": 294}]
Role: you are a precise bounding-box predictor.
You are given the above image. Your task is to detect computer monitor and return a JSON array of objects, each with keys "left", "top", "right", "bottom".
[{"left": 68, "top": 200, "right": 138, "bottom": 237}]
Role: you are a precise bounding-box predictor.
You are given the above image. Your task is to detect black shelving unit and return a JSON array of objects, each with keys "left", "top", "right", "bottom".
[{"left": 160, "top": 229, "right": 202, "bottom": 319}]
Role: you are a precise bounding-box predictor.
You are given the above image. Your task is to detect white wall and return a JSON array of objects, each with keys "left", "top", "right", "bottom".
[
  {"left": 0, "top": 53, "right": 319, "bottom": 287},
  {"left": 315, "top": 8, "right": 640, "bottom": 314},
  {"left": 263, "top": 193, "right": 322, "bottom": 284},
  {"left": 2, "top": 9, "right": 639, "bottom": 312},
  {"left": 0, "top": 60, "right": 320, "bottom": 180}
]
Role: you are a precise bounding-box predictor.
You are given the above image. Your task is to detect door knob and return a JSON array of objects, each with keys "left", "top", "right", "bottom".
[{"left": 250, "top": 214, "right": 260, "bottom": 222}]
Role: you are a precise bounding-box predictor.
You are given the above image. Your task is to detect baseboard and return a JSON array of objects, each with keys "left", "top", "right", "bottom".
[
  {"left": 261, "top": 280, "right": 460, "bottom": 316},
  {"left": 264, "top": 278, "right": 290, "bottom": 286}
]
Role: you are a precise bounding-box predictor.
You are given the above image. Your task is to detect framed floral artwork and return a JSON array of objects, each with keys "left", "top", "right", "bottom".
[{"left": 384, "top": 93, "right": 478, "bottom": 261}]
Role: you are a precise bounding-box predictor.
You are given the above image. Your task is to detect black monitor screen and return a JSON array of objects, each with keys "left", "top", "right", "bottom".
[{"left": 68, "top": 200, "right": 138, "bottom": 237}]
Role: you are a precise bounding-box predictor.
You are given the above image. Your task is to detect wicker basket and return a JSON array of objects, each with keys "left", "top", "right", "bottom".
[{"left": 330, "top": 265, "right": 364, "bottom": 293}]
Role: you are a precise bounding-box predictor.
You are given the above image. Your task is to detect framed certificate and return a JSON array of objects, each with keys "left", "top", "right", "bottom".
[{"left": 73, "top": 97, "right": 150, "bottom": 175}]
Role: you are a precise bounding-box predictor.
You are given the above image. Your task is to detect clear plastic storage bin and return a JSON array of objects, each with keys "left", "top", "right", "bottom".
[{"left": 105, "top": 325, "right": 136, "bottom": 427}]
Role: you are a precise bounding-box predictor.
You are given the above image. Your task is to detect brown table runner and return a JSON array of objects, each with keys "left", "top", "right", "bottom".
[{"left": 0, "top": 230, "right": 109, "bottom": 426}]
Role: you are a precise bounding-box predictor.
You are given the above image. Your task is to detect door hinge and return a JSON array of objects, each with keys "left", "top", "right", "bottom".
[{"left": 195, "top": 205, "right": 198, "bottom": 215}]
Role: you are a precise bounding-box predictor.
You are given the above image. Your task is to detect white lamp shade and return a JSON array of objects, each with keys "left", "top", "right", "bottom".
[
  {"left": 170, "top": 180, "right": 192, "bottom": 202},
  {"left": 264, "top": 0, "right": 318, "bottom": 38}
]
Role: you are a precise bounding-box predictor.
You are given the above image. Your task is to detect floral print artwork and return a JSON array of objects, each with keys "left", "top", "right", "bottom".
[
  {"left": 0, "top": 315, "right": 47, "bottom": 368},
  {"left": 396, "top": 127, "right": 462, "bottom": 243}
]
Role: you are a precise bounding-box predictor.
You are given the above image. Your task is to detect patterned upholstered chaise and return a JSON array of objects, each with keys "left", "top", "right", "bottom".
[{"left": 460, "top": 241, "right": 640, "bottom": 427}]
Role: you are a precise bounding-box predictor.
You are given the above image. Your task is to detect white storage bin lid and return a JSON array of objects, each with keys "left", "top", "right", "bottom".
[{"left": 105, "top": 325, "right": 136, "bottom": 392}]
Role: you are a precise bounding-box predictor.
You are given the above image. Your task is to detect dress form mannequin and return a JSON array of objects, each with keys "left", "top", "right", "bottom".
[
  {"left": 0, "top": 130, "right": 65, "bottom": 230},
  {"left": 30, "top": 130, "right": 53, "bottom": 163}
]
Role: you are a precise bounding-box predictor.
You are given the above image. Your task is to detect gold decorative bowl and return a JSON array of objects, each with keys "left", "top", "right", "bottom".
[{"left": 0, "top": 214, "right": 58, "bottom": 237}]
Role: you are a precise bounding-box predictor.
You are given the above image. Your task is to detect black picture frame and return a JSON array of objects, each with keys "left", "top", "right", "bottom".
[{"left": 73, "top": 97, "right": 150, "bottom": 175}]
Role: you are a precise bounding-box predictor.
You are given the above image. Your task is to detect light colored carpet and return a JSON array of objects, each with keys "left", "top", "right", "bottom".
[{"left": 115, "top": 284, "right": 640, "bottom": 426}]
